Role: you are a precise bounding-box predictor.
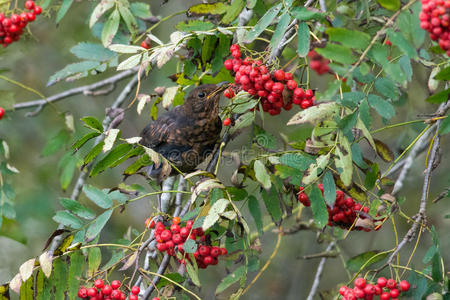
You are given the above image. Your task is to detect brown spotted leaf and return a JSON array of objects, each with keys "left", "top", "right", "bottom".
[
  {"left": 188, "top": 3, "right": 228, "bottom": 16},
  {"left": 302, "top": 153, "right": 330, "bottom": 185},
  {"left": 334, "top": 132, "right": 353, "bottom": 187},
  {"left": 374, "top": 139, "right": 394, "bottom": 162}
]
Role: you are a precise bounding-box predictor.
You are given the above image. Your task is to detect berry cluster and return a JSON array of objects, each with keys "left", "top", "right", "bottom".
[
  {"left": 223, "top": 44, "right": 315, "bottom": 115},
  {"left": 339, "top": 277, "right": 410, "bottom": 300},
  {"left": 0, "top": 107, "right": 4, "bottom": 120},
  {"left": 298, "top": 184, "right": 373, "bottom": 231},
  {"left": 0, "top": 1, "right": 42, "bottom": 47},
  {"left": 308, "top": 50, "right": 330, "bottom": 75},
  {"left": 154, "top": 218, "right": 227, "bottom": 269},
  {"left": 77, "top": 279, "right": 140, "bottom": 300},
  {"left": 419, "top": 0, "right": 450, "bottom": 56}
]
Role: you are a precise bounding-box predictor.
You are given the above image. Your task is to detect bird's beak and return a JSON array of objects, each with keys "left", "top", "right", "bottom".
[{"left": 208, "top": 83, "right": 229, "bottom": 100}]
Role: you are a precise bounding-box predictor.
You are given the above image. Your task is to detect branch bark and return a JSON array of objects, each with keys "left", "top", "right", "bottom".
[{"left": 306, "top": 241, "right": 335, "bottom": 300}]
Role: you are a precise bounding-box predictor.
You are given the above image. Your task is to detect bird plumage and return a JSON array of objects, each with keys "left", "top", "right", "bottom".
[{"left": 140, "top": 84, "right": 223, "bottom": 176}]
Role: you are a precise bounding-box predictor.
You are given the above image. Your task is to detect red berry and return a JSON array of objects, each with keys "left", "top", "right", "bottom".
[
  {"left": 339, "top": 286, "right": 348, "bottom": 295},
  {"left": 374, "top": 285, "right": 382, "bottom": 295},
  {"left": 140, "top": 41, "right": 150, "bottom": 49},
  {"left": 2, "top": 18, "right": 11, "bottom": 27},
  {"left": 399, "top": 280, "right": 410, "bottom": 292},
  {"left": 0, "top": 107, "right": 4, "bottom": 119},
  {"left": 129, "top": 295, "right": 138, "bottom": 300},
  {"left": 111, "top": 280, "right": 121, "bottom": 290},
  {"left": 220, "top": 248, "right": 227, "bottom": 255},
  {"left": 170, "top": 224, "right": 180, "bottom": 233},
  {"left": 10, "top": 14, "right": 20, "bottom": 24},
  {"left": 172, "top": 233, "right": 183, "bottom": 244},
  {"left": 305, "top": 89, "right": 314, "bottom": 98},
  {"left": 102, "top": 285, "right": 113, "bottom": 295},
  {"left": 272, "top": 82, "right": 284, "bottom": 94},
  {"left": 131, "top": 285, "right": 140, "bottom": 295},
  {"left": 354, "top": 277, "right": 366, "bottom": 288},
  {"left": 354, "top": 287, "right": 365, "bottom": 298},
  {"left": 273, "top": 69, "right": 285, "bottom": 81},
  {"left": 25, "top": 0, "right": 35, "bottom": 9},
  {"left": 286, "top": 80, "right": 297, "bottom": 90},
  {"left": 161, "top": 229, "right": 172, "bottom": 241},
  {"left": 223, "top": 118, "right": 231, "bottom": 126},
  {"left": 94, "top": 279, "right": 104, "bottom": 289},
  {"left": 293, "top": 87, "right": 305, "bottom": 98},
  {"left": 78, "top": 287, "right": 88, "bottom": 298},
  {"left": 380, "top": 292, "right": 391, "bottom": 300},
  {"left": 390, "top": 289, "right": 400, "bottom": 298},
  {"left": 386, "top": 279, "right": 397, "bottom": 289},
  {"left": 224, "top": 59, "right": 233, "bottom": 70},
  {"left": 210, "top": 246, "right": 221, "bottom": 257},
  {"left": 34, "top": 5, "right": 42, "bottom": 14},
  {"left": 203, "top": 256, "right": 213, "bottom": 265},
  {"left": 111, "top": 290, "right": 121, "bottom": 300},
  {"left": 198, "top": 245, "right": 210, "bottom": 256},
  {"left": 285, "top": 72, "right": 293, "bottom": 80},
  {"left": 87, "top": 287, "right": 97, "bottom": 297},
  {"left": 180, "top": 227, "right": 189, "bottom": 238},
  {"left": 232, "top": 50, "right": 241, "bottom": 58},
  {"left": 364, "top": 284, "right": 376, "bottom": 295},
  {"left": 230, "top": 44, "right": 239, "bottom": 52},
  {"left": 298, "top": 192, "right": 310, "bottom": 206},
  {"left": 186, "top": 220, "right": 194, "bottom": 229},
  {"left": 152, "top": 298, "right": 160, "bottom": 300}
]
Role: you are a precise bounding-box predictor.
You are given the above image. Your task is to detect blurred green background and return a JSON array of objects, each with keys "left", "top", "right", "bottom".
[{"left": 0, "top": 0, "right": 449, "bottom": 299}]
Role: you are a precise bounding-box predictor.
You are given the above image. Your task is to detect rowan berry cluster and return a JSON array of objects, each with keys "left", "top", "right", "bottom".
[
  {"left": 0, "top": 0, "right": 42, "bottom": 47},
  {"left": 77, "top": 279, "right": 140, "bottom": 300},
  {"left": 298, "top": 184, "right": 373, "bottom": 231},
  {"left": 308, "top": 50, "right": 330, "bottom": 75},
  {"left": 339, "top": 277, "right": 410, "bottom": 300},
  {"left": 153, "top": 218, "right": 227, "bottom": 269},
  {"left": 223, "top": 44, "right": 315, "bottom": 115},
  {"left": 419, "top": 0, "right": 450, "bottom": 56}
]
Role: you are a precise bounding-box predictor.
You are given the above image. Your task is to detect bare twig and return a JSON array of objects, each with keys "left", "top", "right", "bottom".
[
  {"left": 13, "top": 68, "right": 137, "bottom": 111},
  {"left": 159, "top": 176, "right": 176, "bottom": 213},
  {"left": 300, "top": 250, "right": 339, "bottom": 260},
  {"left": 173, "top": 176, "right": 186, "bottom": 217},
  {"left": 306, "top": 241, "right": 336, "bottom": 300},
  {"left": 142, "top": 254, "right": 171, "bottom": 300}
]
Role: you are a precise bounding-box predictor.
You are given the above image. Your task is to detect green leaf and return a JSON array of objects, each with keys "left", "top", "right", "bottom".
[
  {"left": 261, "top": 186, "right": 282, "bottom": 223},
  {"left": 72, "top": 132, "right": 101, "bottom": 151},
  {"left": 41, "top": 129, "right": 70, "bottom": 157},
  {"left": 253, "top": 125, "right": 276, "bottom": 149},
  {"left": 302, "top": 153, "right": 330, "bottom": 185},
  {"left": 279, "top": 153, "right": 314, "bottom": 171},
  {"left": 434, "top": 66, "right": 450, "bottom": 80},
  {"left": 58, "top": 153, "right": 79, "bottom": 190},
  {"left": 56, "top": 0, "right": 74, "bottom": 23},
  {"left": 202, "top": 198, "right": 229, "bottom": 231},
  {"left": 60, "top": 198, "right": 95, "bottom": 220},
  {"left": 439, "top": 116, "right": 450, "bottom": 135},
  {"left": 359, "top": 98, "right": 372, "bottom": 128},
  {"left": 90, "top": 0, "right": 115, "bottom": 28},
  {"left": 326, "top": 28, "right": 370, "bottom": 50},
  {"left": 334, "top": 133, "right": 353, "bottom": 187},
  {"left": 374, "top": 77, "right": 399, "bottom": 100},
  {"left": 83, "top": 185, "right": 113, "bottom": 209},
  {"left": 364, "top": 163, "right": 379, "bottom": 190},
  {"left": 188, "top": 2, "right": 228, "bottom": 15},
  {"left": 71, "top": 43, "right": 116, "bottom": 62},
  {"left": 176, "top": 20, "right": 215, "bottom": 32},
  {"left": 271, "top": 13, "right": 291, "bottom": 52},
  {"left": 52, "top": 258, "right": 67, "bottom": 300},
  {"left": 20, "top": 276, "right": 33, "bottom": 300},
  {"left": 118, "top": 4, "right": 138, "bottom": 35},
  {"left": 291, "top": 6, "right": 325, "bottom": 21},
  {"left": 53, "top": 211, "right": 83, "bottom": 229},
  {"left": 216, "top": 266, "right": 246, "bottom": 294},
  {"left": 156, "top": 273, "right": 185, "bottom": 289},
  {"left": 254, "top": 160, "right": 271, "bottom": 190},
  {"left": 90, "top": 143, "right": 133, "bottom": 177},
  {"left": 87, "top": 247, "right": 102, "bottom": 277},
  {"left": 426, "top": 88, "right": 450, "bottom": 103},
  {"left": 183, "top": 239, "right": 198, "bottom": 253},
  {"left": 48, "top": 61, "right": 101, "bottom": 85},
  {"left": 368, "top": 94, "right": 395, "bottom": 119},
  {"left": 376, "top": 0, "right": 400, "bottom": 10},
  {"left": 374, "top": 139, "right": 394, "bottom": 162},
  {"left": 68, "top": 252, "right": 84, "bottom": 300},
  {"left": 81, "top": 116, "right": 103, "bottom": 132},
  {"left": 0, "top": 217, "right": 27, "bottom": 244},
  {"left": 222, "top": 0, "right": 245, "bottom": 24},
  {"left": 201, "top": 35, "right": 217, "bottom": 65},
  {"left": 185, "top": 259, "right": 201, "bottom": 287},
  {"left": 102, "top": 9, "right": 120, "bottom": 47},
  {"left": 337, "top": 91, "right": 365, "bottom": 108},
  {"left": 117, "top": 53, "right": 142, "bottom": 70},
  {"left": 309, "top": 186, "right": 328, "bottom": 228},
  {"left": 346, "top": 251, "right": 388, "bottom": 273},
  {"left": 297, "top": 22, "right": 310, "bottom": 57},
  {"left": 85, "top": 209, "right": 113, "bottom": 241},
  {"left": 315, "top": 44, "right": 357, "bottom": 65},
  {"left": 130, "top": 2, "right": 152, "bottom": 18},
  {"left": 386, "top": 29, "right": 417, "bottom": 59},
  {"left": 83, "top": 142, "right": 104, "bottom": 165},
  {"left": 248, "top": 195, "right": 263, "bottom": 236},
  {"left": 244, "top": 3, "right": 282, "bottom": 43},
  {"left": 287, "top": 102, "right": 339, "bottom": 125},
  {"left": 322, "top": 171, "right": 336, "bottom": 207}
]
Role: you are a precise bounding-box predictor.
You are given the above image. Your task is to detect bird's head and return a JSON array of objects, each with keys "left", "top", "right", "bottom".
[{"left": 185, "top": 84, "right": 226, "bottom": 114}]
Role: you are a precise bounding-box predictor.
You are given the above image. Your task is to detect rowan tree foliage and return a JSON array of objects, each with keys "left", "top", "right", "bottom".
[{"left": 0, "top": 0, "right": 449, "bottom": 299}]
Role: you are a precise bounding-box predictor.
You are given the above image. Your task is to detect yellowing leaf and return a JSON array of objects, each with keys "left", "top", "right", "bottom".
[
  {"left": 302, "top": 153, "right": 330, "bottom": 185},
  {"left": 102, "top": 128, "right": 120, "bottom": 152},
  {"left": 39, "top": 252, "right": 53, "bottom": 278},
  {"left": 191, "top": 179, "right": 225, "bottom": 204},
  {"left": 202, "top": 198, "right": 230, "bottom": 231},
  {"left": 162, "top": 86, "right": 179, "bottom": 109},
  {"left": 254, "top": 160, "right": 272, "bottom": 190},
  {"left": 374, "top": 139, "right": 394, "bottom": 162},
  {"left": 287, "top": 102, "right": 339, "bottom": 125},
  {"left": 19, "top": 258, "right": 35, "bottom": 282},
  {"left": 334, "top": 133, "right": 353, "bottom": 187}
]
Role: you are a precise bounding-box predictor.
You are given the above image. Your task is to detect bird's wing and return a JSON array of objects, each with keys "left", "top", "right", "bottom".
[{"left": 140, "top": 111, "right": 180, "bottom": 149}]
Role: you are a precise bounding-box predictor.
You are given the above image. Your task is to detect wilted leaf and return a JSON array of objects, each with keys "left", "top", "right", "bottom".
[
  {"left": 39, "top": 252, "right": 53, "bottom": 278},
  {"left": 19, "top": 258, "right": 35, "bottom": 282},
  {"left": 287, "top": 102, "right": 339, "bottom": 125},
  {"left": 90, "top": 0, "right": 115, "bottom": 28},
  {"left": 334, "top": 133, "right": 352, "bottom": 187},
  {"left": 191, "top": 179, "right": 225, "bottom": 204},
  {"left": 188, "top": 2, "right": 228, "bottom": 16},
  {"left": 302, "top": 153, "right": 330, "bottom": 185},
  {"left": 254, "top": 160, "right": 271, "bottom": 190},
  {"left": 202, "top": 198, "right": 229, "bottom": 231},
  {"left": 162, "top": 86, "right": 179, "bottom": 109},
  {"left": 374, "top": 139, "right": 394, "bottom": 162}
]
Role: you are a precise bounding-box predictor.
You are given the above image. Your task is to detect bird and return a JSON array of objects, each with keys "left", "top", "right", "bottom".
[{"left": 140, "top": 84, "right": 224, "bottom": 179}]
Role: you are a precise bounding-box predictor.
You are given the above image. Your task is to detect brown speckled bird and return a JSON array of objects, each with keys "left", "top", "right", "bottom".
[{"left": 140, "top": 84, "right": 223, "bottom": 176}]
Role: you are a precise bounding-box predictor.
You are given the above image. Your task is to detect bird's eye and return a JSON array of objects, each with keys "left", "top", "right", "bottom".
[{"left": 198, "top": 92, "right": 206, "bottom": 98}]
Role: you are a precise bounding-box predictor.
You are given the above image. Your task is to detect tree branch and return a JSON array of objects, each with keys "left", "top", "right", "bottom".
[{"left": 306, "top": 241, "right": 335, "bottom": 300}]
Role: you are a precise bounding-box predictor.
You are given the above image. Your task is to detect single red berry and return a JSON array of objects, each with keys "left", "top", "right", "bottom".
[
  {"left": 131, "top": 285, "right": 140, "bottom": 295},
  {"left": 399, "top": 280, "right": 410, "bottom": 292},
  {"left": 87, "top": 287, "right": 97, "bottom": 297},
  {"left": 293, "top": 87, "right": 305, "bottom": 98},
  {"left": 364, "top": 284, "right": 376, "bottom": 295},
  {"left": 198, "top": 245, "right": 210, "bottom": 256},
  {"left": 232, "top": 50, "right": 241, "bottom": 58},
  {"left": 203, "top": 256, "right": 213, "bottom": 265},
  {"left": 286, "top": 80, "right": 297, "bottom": 90},
  {"left": 230, "top": 44, "right": 239, "bottom": 52},
  {"left": 305, "top": 89, "right": 314, "bottom": 98},
  {"left": 2, "top": 18, "right": 11, "bottom": 27},
  {"left": 111, "top": 289, "right": 121, "bottom": 300},
  {"left": 186, "top": 220, "right": 194, "bottom": 229},
  {"left": 78, "top": 287, "right": 88, "bottom": 298},
  {"left": 259, "top": 65, "right": 268, "bottom": 74},
  {"left": 339, "top": 286, "right": 348, "bottom": 295},
  {"left": 0, "top": 107, "right": 4, "bottom": 119},
  {"left": 220, "top": 248, "right": 227, "bottom": 255},
  {"left": 390, "top": 289, "right": 400, "bottom": 298},
  {"left": 223, "top": 118, "right": 231, "bottom": 126},
  {"left": 386, "top": 279, "right": 397, "bottom": 289},
  {"left": 354, "top": 277, "right": 366, "bottom": 288},
  {"left": 210, "top": 246, "right": 221, "bottom": 257},
  {"left": 224, "top": 59, "right": 233, "bottom": 70},
  {"left": 353, "top": 287, "right": 365, "bottom": 298},
  {"left": 111, "top": 280, "right": 121, "bottom": 290},
  {"left": 170, "top": 224, "right": 180, "bottom": 233},
  {"left": 145, "top": 218, "right": 155, "bottom": 229},
  {"left": 94, "top": 279, "right": 104, "bottom": 289},
  {"left": 102, "top": 285, "right": 113, "bottom": 295},
  {"left": 25, "top": 0, "right": 35, "bottom": 9},
  {"left": 161, "top": 229, "right": 172, "bottom": 241},
  {"left": 272, "top": 82, "right": 284, "bottom": 94},
  {"left": 10, "top": 14, "right": 20, "bottom": 24},
  {"left": 34, "top": 5, "right": 42, "bottom": 14},
  {"left": 152, "top": 298, "right": 160, "bottom": 300},
  {"left": 19, "top": 12, "right": 28, "bottom": 22},
  {"left": 374, "top": 285, "right": 382, "bottom": 295},
  {"left": 180, "top": 227, "right": 189, "bottom": 238},
  {"left": 172, "top": 233, "right": 183, "bottom": 244},
  {"left": 285, "top": 72, "right": 293, "bottom": 80},
  {"left": 140, "top": 41, "right": 150, "bottom": 49},
  {"left": 129, "top": 295, "right": 138, "bottom": 300},
  {"left": 380, "top": 292, "right": 391, "bottom": 300},
  {"left": 273, "top": 69, "right": 285, "bottom": 81}
]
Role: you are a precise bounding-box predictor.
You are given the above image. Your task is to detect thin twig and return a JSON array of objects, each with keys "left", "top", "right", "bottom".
[
  {"left": 142, "top": 254, "right": 171, "bottom": 300},
  {"left": 306, "top": 241, "right": 336, "bottom": 300}
]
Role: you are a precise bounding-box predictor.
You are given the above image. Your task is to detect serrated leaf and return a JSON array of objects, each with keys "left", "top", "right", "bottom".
[
  {"left": 48, "top": 61, "right": 101, "bottom": 85},
  {"left": 20, "top": 275, "right": 33, "bottom": 299},
  {"left": 334, "top": 133, "right": 352, "bottom": 187},
  {"left": 102, "top": 9, "right": 120, "bottom": 47},
  {"left": 302, "top": 153, "right": 330, "bottom": 185},
  {"left": 109, "top": 44, "right": 143, "bottom": 53},
  {"left": 315, "top": 44, "right": 357, "bottom": 65},
  {"left": 90, "top": 0, "right": 115, "bottom": 28},
  {"left": 386, "top": 29, "right": 417, "bottom": 59},
  {"left": 191, "top": 179, "right": 225, "bottom": 204},
  {"left": 374, "top": 77, "right": 399, "bottom": 100},
  {"left": 309, "top": 186, "right": 328, "bottom": 228},
  {"left": 279, "top": 153, "right": 314, "bottom": 171},
  {"left": 83, "top": 185, "right": 113, "bottom": 209},
  {"left": 91, "top": 143, "right": 133, "bottom": 176},
  {"left": 202, "top": 198, "right": 229, "bottom": 231},
  {"left": 426, "top": 88, "right": 450, "bottom": 104},
  {"left": 297, "top": 22, "right": 310, "bottom": 57},
  {"left": 230, "top": 111, "right": 255, "bottom": 133},
  {"left": 291, "top": 6, "right": 325, "bottom": 21},
  {"left": 70, "top": 42, "right": 116, "bottom": 61},
  {"left": 53, "top": 211, "right": 83, "bottom": 229},
  {"left": 434, "top": 66, "right": 450, "bottom": 80},
  {"left": 270, "top": 13, "right": 291, "bottom": 52},
  {"left": 222, "top": 0, "right": 245, "bottom": 24},
  {"left": 216, "top": 266, "right": 246, "bottom": 294},
  {"left": 38, "top": 252, "right": 52, "bottom": 278},
  {"left": 60, "top": 198, "right": 96, "bottom": 220},
  {"left": 56, "top": 0, "right": 73, "bottom": 23},
  {"left": 119, "top": 252, "right": 138, "bottom": 271},
  {"left": 103, "top": 129, "right": 120, "bottom": 153},
  {"left": 73, "top": 132, "right": 101, "bottom": 151},
  {"left": 368, "top": 94, "right": 395, "bottom": 119},
  {"left": 68, "top": 251, "right": 84, "bottom": 299},
  {"left": 355, "top": 118, "right": 376, "bottom": 150},
  {"left": 376, "top": 0, "right": 400, "bottom": 10},
  {"left": 52, "top": 257, "right": 67, "bottom": 299},
  {"left": 244, "top": 3, "right": 281, "bottom": 43},
  {"left": 287, "top": 102, "right": 339, "bottom": 125},
  {"left": 130, "top": 2, "right": 152, "bottom": 18},
  {"left": 176, "top": 20, "right": 215, "bottom": 32},
  {"left": 247, "top": 195, "right": 263, "bottom": 236},
  {"left": 185, "top": 258, "right": 201, "bottom": 286},
  {"left": 346, "top": 251, "right": 388, "bottom": 272},
  {"left": 188, "top": 2, "right": 228, "bottom": 15},
  {"left": 88, "top": 247, "right": 102, "bottom": 277},
  {"left": 118, "top": 4, "right": 138, "bottom": 35},
  {"left": 162, "top": 86, "right": 179, "bottom": 109},
  {"left": 85, "top": 209, "right": 113, "bottom": 241},
  {"left": 117, "top": 53, "right": 142, "bottom": 70},
  {"left": 254, "top": 160, "right": 271, "bottom": 190},
  {"left": 326, "top": 28, "right": 370, "bottom": 50},
  {"left": 81, "top": 116, "right": 103, "bottom": 132},
  {"left": 19, "top": 258, "right": 35, "bottom": 282},
  {"left": 261, "top": 186, "right": 282, "bottom": 223},
  {"left": 374, "top": 139, "right": 394, "bottom": 162},
  {"left": 322, "top": 171, "right": 336, "bottom": 206}
]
